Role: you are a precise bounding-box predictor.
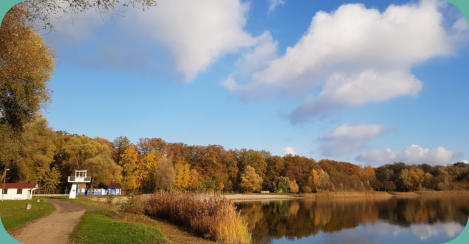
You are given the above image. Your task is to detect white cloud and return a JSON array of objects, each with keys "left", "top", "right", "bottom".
[
  {"left": 224, "top": 0, "right": 454, "bottom": 122},
  {"left": 132, "top": 0, "right": 257, "bottom": 81},
  {"left": 268, "top": 0, "right": 285, "bottom": 13},
  {"left": 319, "top": 124, "right": 390, "bottom": 156},
  {"left": 283, "top": 146, "right": 297, "bottom": 156},
  {"left": 461, "top": 160, "right": 468, "bottom": 164},
  {"left": 356, "top": 144, "right": 459, "bottom": 166},
  {"left": 45, "top": 0, "right": 257, "bottom": 81},
  {"left": 411, "top": 223, "right": 463, "bottom": 240}
]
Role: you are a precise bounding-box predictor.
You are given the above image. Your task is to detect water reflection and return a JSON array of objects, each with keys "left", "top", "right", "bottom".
[{"left": 236, "top": 197, "right": 469, "bottom": 243}]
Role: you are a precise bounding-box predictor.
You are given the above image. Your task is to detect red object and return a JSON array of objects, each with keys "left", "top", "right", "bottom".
[{"left": 0, "top": 183, "right": 37, "bottom": 189}]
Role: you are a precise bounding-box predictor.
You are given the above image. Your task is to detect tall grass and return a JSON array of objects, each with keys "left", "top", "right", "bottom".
[{"left": 144, "top": 192, "right": 251, "bottom": 244}]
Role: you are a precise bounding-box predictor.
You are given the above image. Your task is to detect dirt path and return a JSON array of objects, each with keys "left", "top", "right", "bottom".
[{"left": 11, "top": 199, "right": 95, "bottom": 244}]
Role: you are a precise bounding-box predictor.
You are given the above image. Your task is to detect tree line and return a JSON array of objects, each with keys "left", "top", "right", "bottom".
[
  {"left": 2, "top": 118, "right": 469, "bottom": 194},
  {"left": 1, "top": 3, "right": 469, "bottom": 194}
]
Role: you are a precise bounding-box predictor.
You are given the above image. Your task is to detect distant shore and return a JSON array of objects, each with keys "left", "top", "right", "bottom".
[{"left": 223, "top": 190, "right": 469, "bottom": 202}]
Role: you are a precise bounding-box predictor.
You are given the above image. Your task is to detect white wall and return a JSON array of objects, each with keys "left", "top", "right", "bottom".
[{"left": 0, "top": 188, "right": 34, "bottom": 200}]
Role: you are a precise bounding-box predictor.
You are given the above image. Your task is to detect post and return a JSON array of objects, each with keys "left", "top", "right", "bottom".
[{"left": 2, "top": 168, "right": 10, "bottom": 202}]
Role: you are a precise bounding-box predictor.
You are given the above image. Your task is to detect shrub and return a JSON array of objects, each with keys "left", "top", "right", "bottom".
[
  {"left": 120, "top": 194, "right": 144, "bottom": 214},
  {"left": 144, "top": 192, "right": 251, "bottom": 244}
]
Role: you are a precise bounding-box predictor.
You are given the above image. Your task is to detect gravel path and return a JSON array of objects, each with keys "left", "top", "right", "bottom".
[{"left": 11, "top": 199, "right": 95, "bottom": 244}]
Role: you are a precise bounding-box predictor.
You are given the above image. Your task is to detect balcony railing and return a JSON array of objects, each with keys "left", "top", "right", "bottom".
[{"left": 68, "top": 176, "right": 91, "bottom": 182}]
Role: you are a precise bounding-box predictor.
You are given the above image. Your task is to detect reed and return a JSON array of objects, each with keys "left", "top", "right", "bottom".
[{"left": 144, "top": 192, "right": 251, "bottom": 244}]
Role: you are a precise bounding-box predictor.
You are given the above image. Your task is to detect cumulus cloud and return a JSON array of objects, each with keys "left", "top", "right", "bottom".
[
  {"left": 224, "top": 0, "right": 455, "bottom": 122},
  {"left": 319, "top": 124, "right": 390, "bottom": 156},
  {"left": 461, "top": 160, "right": 469, "bottom": 164},
  {"left": 131, "top": 0, "right": 257, "bottom": 81},
  {"left": 46, "top": 0, "right": 257, "bottom": 81},
  {"left": 268, "top": 0, "right": 285, "bottom": 12},
  {"left": 356, "top": 144, "right": 460, "bottom": 166},
  {"left": 283, "top": 146, "right": 297, "bottom": 156}
]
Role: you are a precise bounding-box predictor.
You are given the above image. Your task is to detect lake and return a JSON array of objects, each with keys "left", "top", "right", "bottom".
[{"left": 236, "top": 196, "right": 469, "bottom": 244}]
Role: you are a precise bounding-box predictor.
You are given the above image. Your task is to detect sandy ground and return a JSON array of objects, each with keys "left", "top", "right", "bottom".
[{"left": 11, "top": 199, "right": 95, "bottom": 244}]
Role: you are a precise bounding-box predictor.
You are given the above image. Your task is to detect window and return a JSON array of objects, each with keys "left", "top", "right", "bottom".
[
  {"left": 17, "top": 189, "right": 23, "bottom": 194},
  {"left": 4, "top": 189, "right": 8, "bottom": 194}
]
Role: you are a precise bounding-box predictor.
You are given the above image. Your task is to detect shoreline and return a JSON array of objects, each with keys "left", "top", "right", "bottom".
[{"left": 223, "top": 190, "right": 469, "bottom": 202}]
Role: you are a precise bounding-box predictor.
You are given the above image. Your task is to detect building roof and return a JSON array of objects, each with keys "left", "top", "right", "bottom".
[{"left": 0, "top": 183, "right": 37, "bottom": 189}]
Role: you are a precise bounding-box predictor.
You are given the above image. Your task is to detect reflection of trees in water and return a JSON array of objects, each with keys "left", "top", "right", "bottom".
[{"left": 237, "top": 197, "right": 469, "bottom": 243}]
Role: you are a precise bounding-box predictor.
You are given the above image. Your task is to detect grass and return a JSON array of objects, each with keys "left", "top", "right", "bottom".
[
  {"left": 0, "top": 199, "right": 55, "bottom": 231},
  {"left": 144, "top": 192, "right": 251, "bottom": 244},
  {"left": 70, "top": 210, "right": 167, "bottom": 244}
]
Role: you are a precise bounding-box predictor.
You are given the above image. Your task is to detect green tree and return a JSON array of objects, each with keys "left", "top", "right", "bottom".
[
  {"left": 276, "top": 177, "right": 290, "bottom": 193},
  {"left": 240, "top": 166, "right": 263, "bottom": 192},
  {"left": 39, "top": 166, "right": 61, "bottom": 194}
]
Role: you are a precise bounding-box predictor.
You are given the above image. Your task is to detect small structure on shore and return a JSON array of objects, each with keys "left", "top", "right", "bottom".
[
  {"left": 67, "top": 170, "right": 91, "bottom": 199},
  {"left": 91, "top": 183, "right": 122, "bottom": 196},
  {"left": 0, "top": 183, "right": 37, "bottom": 200}
]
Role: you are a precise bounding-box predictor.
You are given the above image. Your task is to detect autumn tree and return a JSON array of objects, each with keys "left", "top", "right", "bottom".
[
  {"left": 137, "top": 151, "right": 164, "bottom": 192},
  {"left": 289, "top": 179, "right": 299, "bottom": 193},
  {"left": 120, "top": 145, "right": 139, "bottom": 192},
  {"left": 0, "top": 6, "right": 54, "bottom": 132},
  {"left": 237, "top": 149, "right": 267, "bottom": 179},
  {"left": 55, "top": 134, "right": 122, "bottom": 189},
  {"left": 175, "top": 162, "right": 191, "bottom": 190},
  {"left": 112, "top": 136, "right": 131, "bottom": 166},
  {"left": 240, "top": 165, "right": 263, "bottom": 192}
]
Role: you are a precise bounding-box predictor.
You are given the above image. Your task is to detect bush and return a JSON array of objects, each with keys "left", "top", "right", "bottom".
[
  {"left": 144, "top": 192, "right": 251, "bottom": 244},
  {"left": 120, "top": 194, "right": 144, "bottom": 214}
]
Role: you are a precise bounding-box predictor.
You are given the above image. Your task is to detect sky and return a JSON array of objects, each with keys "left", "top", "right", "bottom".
[{"left": 39, "top": 0, "right": 469, "bottom": 166}]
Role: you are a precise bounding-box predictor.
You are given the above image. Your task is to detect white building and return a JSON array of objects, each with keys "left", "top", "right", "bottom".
[
  {"left": 68, "top": 170, "right": 91, "bottom": 199},
  {"left": 0, "top": 183, "right": 38, "bottom": 200}
]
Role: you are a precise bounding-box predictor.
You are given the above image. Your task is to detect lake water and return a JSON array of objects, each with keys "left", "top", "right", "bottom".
[{"left": 236, "top": 196, "right": 469, "bottom": 244}]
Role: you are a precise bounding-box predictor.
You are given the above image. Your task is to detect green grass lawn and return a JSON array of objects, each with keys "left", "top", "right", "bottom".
[
  {"left": 0, "top": 199, "right": 55, "bottom": 231},
  {"left": 70, "top": 210, "right": 167, "bottom": 244}
]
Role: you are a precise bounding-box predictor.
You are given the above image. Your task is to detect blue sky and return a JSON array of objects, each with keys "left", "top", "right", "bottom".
[{"left": 40, "top": 0, "right": 469, "bottom": 166}]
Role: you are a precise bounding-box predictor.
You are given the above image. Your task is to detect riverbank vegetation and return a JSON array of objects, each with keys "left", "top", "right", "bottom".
[
  {"left": 0, "top": 200, "right": 55, "bottom": 231},
  {"left": 143, "top": 192, "right": 251, "bottom": 244}
]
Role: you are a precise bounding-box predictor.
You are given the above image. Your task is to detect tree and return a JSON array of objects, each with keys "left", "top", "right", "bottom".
[
  {"left": 137, "top": 151, "right": 163, "bottom": 192},
  {"left": 154, "top": 159, "right": 175, "bottom": 191},
  {"left": 112, "top": 136, "right": 131, "bottom": 166},
  {"left": 237, "top": 149, "right": 267, "bottom": 179},
  {"left": 289, "top": 179, "right": 299, "bottom": 193},
  {"left": 55, "top": 134, "right": 122, "bottom": 188},
  {"left": 0, "top": 6, "right": 54, "bottom": 131},
  {"left": 39, "top": 166, "right": 61, "bottom": 194},
  {"left": 137, "top": 137, "right": 166, "bottom": 155},
  {"left": 398, "top": 169, "right": 412, "bottom": 191},
  {"left": 175, "top": 163, "right": 191, "bottom": 190},
  {"left": 25, "top": 0, "right": 156, "bottom": 30},
  {"left": 240, "top": 166, "right": 263, "bottom": 192},
  {"left": 276, "top": 177, "right": 290, "bottom": 193},
  {"left": 121, "top": 145, "right": 139, "bottom": 192}
]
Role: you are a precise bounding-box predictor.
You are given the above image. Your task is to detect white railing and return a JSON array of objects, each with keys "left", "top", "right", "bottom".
[{"left": 68, "top": 176, "right": 91, "bottom": 182}]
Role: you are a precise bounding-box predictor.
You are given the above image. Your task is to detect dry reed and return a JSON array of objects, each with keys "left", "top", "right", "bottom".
[{"left": 144, "top": 192, "right": 251, "bottom": 244}]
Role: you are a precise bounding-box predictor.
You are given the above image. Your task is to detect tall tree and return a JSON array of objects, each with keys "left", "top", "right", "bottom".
[
  {"left": 112, "top": 136, "right": 131, "bottom": 166},
  {"left": 240, "top": 165, "right": 263, "bottom": 192},
  {"left": 0, "top": 6, "right": 54, "bottom": 132}
]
